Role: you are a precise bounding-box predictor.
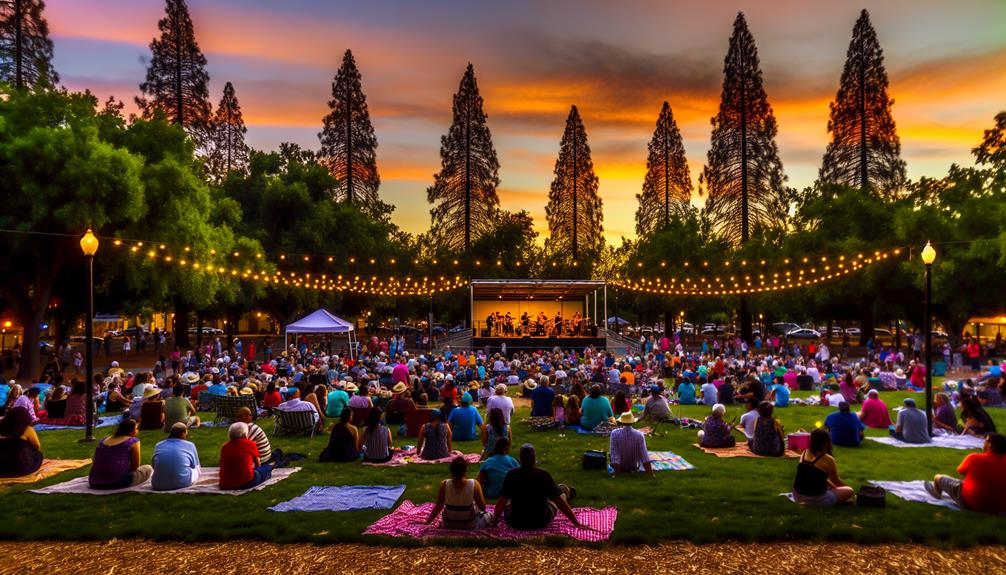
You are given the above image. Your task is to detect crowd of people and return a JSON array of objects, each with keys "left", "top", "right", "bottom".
[{"left": 0, "top": 330, "right": 1004, "bottom": 526}]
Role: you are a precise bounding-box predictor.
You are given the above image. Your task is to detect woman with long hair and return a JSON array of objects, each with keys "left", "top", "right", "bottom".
[
  {"left": 0, "top": 406, "right": 43, "bottom": 477},
  {"left": 481, "top": 408, "right": 511, "bottom": 459},
  {"left": 358, "top": 407, "right": 392, "bottom": 464},
  {"left": 792, "top": 428, "right": 855, "bottom": 507}
]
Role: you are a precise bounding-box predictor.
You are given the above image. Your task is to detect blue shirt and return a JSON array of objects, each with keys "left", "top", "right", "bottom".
[
  {"left": 530, "top": 386, "right": 555, "bottom": 417},
  {"left": 825, "top": 411, "right": 865, "bottom": 447},
  {"left": 326, "top": 389, "right": 350, "bottom": 418},
  {"left": 447, "top": 405, "right": 483, "bottom": 441},
  {"left": 0, "top": 384, "right": 9, "bottom": 410},
  {"left": 206, "top": 383, "right": 228, "bottom": 396},
  {"left": 580, "top": 395, "right": 614, "bottom": 430},
  {"left": 478, "top": 454, "right": 519, "bottom": 499},
  {"left": 771, "top": 383, "right": 790, "bottom": 407},
  {"left": 677, "top": 383, "right": 696, "bottom": 405},
  {"left": 151, "top": 438, "right": 201, "bottom": 491}
]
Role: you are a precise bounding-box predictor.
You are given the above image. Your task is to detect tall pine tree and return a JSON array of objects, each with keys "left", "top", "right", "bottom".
[
  {"left": 136, "top": 0, "right": 211, "bottom": 144},
  {"left": 205, "top": 81, "right": 250, "bottom": 182},
  {"left": 635, "top": 101, "right": 692, "bottom": 236},
  {"left": 545, "top": 105, "right": 603, "bottom": 261},
  {"left": 819, "top": 9, "right": 906, "bottom": 200},
  {"left": 0, "top": 0, "right": 57, "bottom": 89},
  {"left": 700, "top": 13, "right": 788, "bottom": 343},
  {"left": 427, "top": 63, "right": 500, "bottom": 251},
  {"left": 318, "top": 49, "right": 381, "bottom": 211}
]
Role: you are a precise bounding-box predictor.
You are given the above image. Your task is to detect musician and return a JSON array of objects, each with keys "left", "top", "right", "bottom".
[
  {"left": 553, "top": 313, "right": 562, "bottom": 336},
  {"left": 485, "top": 313, "right": 494, "bottom": 337},
  {"left": 521, "top": 312, "right": 530, "bottom": 336},
  {"left": 573, "top": 312, "right": 582, "bottom": 336},
  {"left": 504, "top": 312, "right": 514, "bottom": 336},
  {"left": 536, "top": 312, "right": 547, "bottom": 336}
]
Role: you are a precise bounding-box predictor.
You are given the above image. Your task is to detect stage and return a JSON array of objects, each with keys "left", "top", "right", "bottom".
[{"left": 471, "top": 336, "right": 607, "bottom": 352}]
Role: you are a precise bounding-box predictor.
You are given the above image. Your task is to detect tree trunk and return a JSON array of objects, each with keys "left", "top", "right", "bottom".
[
  {"left": 225, "top": 311, "right": 237, "bottom": 350},
  {"left": 859, "top": 299, "right": 875, "bottom": 347},
  {"left": 16, "top": 305, "right": 47, "bottom": 381},
  {"left": 174, "top": 300, "right": 190, "bottom": 348},
  {"left": 740, "top": 297, "right": 752, "bottom": 343},
  {"left": 894, "top": 316, "right": 901, "bottom": 351},
  {"left": 664, "top": 309, "right": 674, "bottom": 338},
  {"left": 196, "top": 312, "right": 204, "bottom": 350}
]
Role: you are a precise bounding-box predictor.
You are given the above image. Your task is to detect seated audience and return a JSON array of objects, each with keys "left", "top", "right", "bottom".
[
  {"left": 486, "top": 384, "right": 515, "bottom": 426},
  {"left": 769, "top": 375, "right": 790, "bottom": 408},
  {"left": 276, "top": 388, "right": 319, "bottom": 425},
  {"left": 933, "top": 393, "right": 959, "bottom": 434},
  {"left": 88, "top": 419, "right": 153, "bottom": 489},
  {"left": 825, "top": 402, "right": 865, "bottom": 447},
  {"left": 137, "top": 386, "right": 165, "bottom": 430},
  {"left": 44, "top": 385, "right": 67, "bottom": 419},
  {"left": 893, "top": 397, "right": 931, "bottom": 444},
  {"left": 961, "top": 397, "right": 997, "bottom": 437},
  {"left": 385, "top": 384, "right": 415, "bottom": 426},
  {"left": 530, "top": 379, "right": 555, "bottom": 418},
  {"left": 699, "top": 403, "right": 736, "bottom": 448},
  {"left": 926, "top": 433, "right": 1006, "bottom": 515},
  {"left": 219, "top": 421, "right": 272, "bottom": 490},
  {"left": 417, "top": 409, "right": 452, "bottom": 460},
  {"left": 676, "top": 379, "right": 697, "bottom": 405},
  {"left": 477, "top": 438, "right": 518, "bottom": 500},
  {"left": 359, "top": 407, "right": 392, "bottom": 464},
  {"left": 0, "top": 406, "right": 43, "bottom": 478},
  {"left": 792, "top": 428, "right": 855, "bottom": 507},
  {"left": 104, "top": 381, "right": 130, "bottom": 413},
  {"left": 749, "top": 401, "right": 785, "bottom": 457},
  {"left": 261, "top": 381, "right": 283, "bottom": 413},
  {"left": 564, "top": 394, "right": 582, "bottom": 426},
  {"left": 857, "top": 390, "right": 892, "bottom": 429},
  {"left": 737, "top": 397, "right": 760, "bottom": 440},
  {"left": 448, "top": 394, "right": 484, "bottom": 442},
  {"left": 235, "top": 407, "right": 272, "bottom": 464},
  {"left": 481, "top": 408, "right": 511, "bottom": 460},
  {"left": 319, "top": 409, "right": 360, "bottom": 463},
  {"left": 609, "top": 412, "right": 653, "bottom": 477},
  {"left": 424, "top": 456, "right": 492, "bottom": 529},
  {"left": 580, "top": 385, "right": 614, "bottom": 430},
  {"left": 151, "top": 422, "right": 201, "bottom": 491},
  {"left": 163, "top": 383, "right": 200, "bottom": 431},
  {"left": 699, "top": 378, "right": 719, "bottom": 407},
  {"left": 348, "top": 384, "right": 373, "bottom": 409},
  {"left": 717, "top": 377, "right": 736, "bottom": 405},
  {"left": 493, "top": 444, "right": 585, "bottom": 530},
  {"left": 641, "top": 386, "right": 672, "bottom": 422}
]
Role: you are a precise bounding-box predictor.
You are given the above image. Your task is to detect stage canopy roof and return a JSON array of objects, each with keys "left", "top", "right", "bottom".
[
  {"left": 470, "top": 279, "right": 606, "bottom": 300},
  {"left": 285, "top": 309, "right": 354, "bottom": 334}
]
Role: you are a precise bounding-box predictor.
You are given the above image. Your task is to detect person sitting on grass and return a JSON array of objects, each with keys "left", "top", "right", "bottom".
[
  {"left": 926, "top": 433, "right": 1006, "bottom": 514},
  {"left": 417, "top": 409, "right": 452, "bottom": 460},
  {"left": 277, "top": 387, "right": 319, "bottom": 427},
  {"left": 477, "top": 438, "right": 518, "bottom": 500},
  {"left": 699, "top": 403, "right": 736, "bottom": 448},
  {"left": 769, "top": 375, "right": 790, "bottom": 408},
  {"left": 261, "top": 380, "right": 283, "bottom": 414},
  {"left": 233, "top": 407, "right": 272, "bottom": 465},
  {"left": 104, "top": 380, "right": 130, "bottom": 413},
  {"left": 609, "top": 412, "right": 653, "bottom": 477},
  {"left": 749, "top": 401, "right": 785, "bottom": 457},
  {"left": 530, "top": 377, "right": 555, "bottom": 418},
  {"left": 448, "top": 393, "right": 483, "bottom": 442},
  {"left": 961, "top": 397, "right": 997, "bottom": 437},
  {"left": 641, "top": 385, "right": 672, "bottom": 422},
  {"left": 319, "top": 409, "right": 359, "bottom": 463},
  {"left": 717, "top": 376, "right": 736, "bottom": 405},
  {"left": 0, "top": 406, "right": 42, "bottom": 478},
  {"left": 88, "top": 418, "right": 153, "bottom": 489},
  {"left": 737, "top": 396, "right": 760, "bottom": 441},
  {"left": 481, "top": 407, "right": 511, "bottom": 460},
  {"left": 825, "top": 402, "right": 865, "bottom": 447},
  {"left": 486, "top": 384, "right": 514, "bottom": 426},
  {"left": 892, "top": 397, "right": 931, "bottom": 444},
  {"left": 359, "top": 407, "right": 392, "bottom": 464},
  {"left": 493, "top": 444, "right": 586, "bottom": 531},
  {"left": 579, "top": 385, "right": 614, "bottom": 431},
  {"left": 151, "top": 422, "right": 201, "bottom": 491},
  {"left": 424, "top": 456, "right": 492, "bottom": 529},
  {"left": 219, "top": 421, "right": 272, "bottom": 490},
  {"left": 612, "top": 389, "right": 632, "bottom": 416},
  {"left": 676, "top": 378, "right": 697, "bottom": 405},
  {"left": 792, "top": 428, "right": 855, "bottom": 507},
  {"left": 857, "top": 389, "right": 892, "bottom": 429},
  {"left": 348, "top": 384, "right": 373, "bottom": 409},
  {"left": 564, "top": 394, "right": 582, "bottom": 426},
  {"left": 699, "top": 377, "right": 719, "bottom": 407},
  {"left": 933, "top": 393, "right": 959, "bottom": 435},
  {"left": 163, "top": 383, "right": 200, "bottom": 431}
]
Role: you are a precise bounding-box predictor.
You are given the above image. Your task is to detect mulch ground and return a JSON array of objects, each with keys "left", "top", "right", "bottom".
[{"left": 2, "top": 541, "right": 1004, "bottom": 575}]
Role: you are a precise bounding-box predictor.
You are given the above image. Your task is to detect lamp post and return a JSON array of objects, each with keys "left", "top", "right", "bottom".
[
  {"left": 79, "top": 228, "right": 99, "bottom": 443},
  {"left": 921, "top": 241, "right": 936, "bottom": 437}
]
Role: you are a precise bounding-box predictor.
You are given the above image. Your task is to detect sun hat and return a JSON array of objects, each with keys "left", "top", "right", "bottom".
[
  {"left": 143, "top": 386, "right": 162, "bottom": 399},
  {"left": 239, "top": 387, "right": 254, "bottom": 396},
  {"left": 392, "top": 382, "right": 407, "bottom": 394},
  {"left": 495, "top": 383, "right": 507, "bottom": 395},
  {"left": 183, "top": 372, "right": 200, "bottom": 384},
  {"left": 617, "top": 412, "right": 638, "bottom": 425},
  {"left": 523, "top": 379, "right": 538, "bottom": 391},
  {"left": 345, "top": 382, "right": 359, "bottom": 393},
  {"left": 895, "top": 368, "right": 906, "bottom": 378}
]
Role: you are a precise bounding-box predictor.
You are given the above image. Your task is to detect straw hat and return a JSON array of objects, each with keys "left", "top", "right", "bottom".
[
  {"left": 392, "top": 382, "right": 407, "bottom": 394},
  {"left": 895, "top": 368, "right": 906, "bottom": 378},
  {"left": 183, "top": 372, "right": 200, "bottom": 384},
  {"left": 345, "top": 383, "right": 359, "bottom": 393},
  {"left": 143, "top": 386, "right": 162, "bottom": 399},
  {"left": 617, "top": 412, "right": 638, "bottom": 425},
  {"left": 239, "top": 386, "right": 255, "bottom": 396},
  {"left": 523, "top": 379, "right": 538, "bottom": 391}
]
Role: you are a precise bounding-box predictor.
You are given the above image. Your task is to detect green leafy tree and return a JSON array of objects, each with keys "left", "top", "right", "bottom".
[
  {"left": 545, "top": 105, "right": 603, "bottom": 263},
  {"left": 636, "top": 101, "right": 693, "bottom": 236},
  {"left": 427, "top": 63, "right": 500, "bottom": 251},
  {"left": 819, "top": 9, "right": 906, "bottom": 200},
  {"left": 0, "top": 0, "right": 57, "bottom": 89},
  {"left": 205, "top": 81, "right": 250, "bottom": 182}
]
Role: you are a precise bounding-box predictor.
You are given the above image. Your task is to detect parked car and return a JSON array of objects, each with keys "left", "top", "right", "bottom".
[
  {"left": 786, "top": 328, "right": 821, "bottom": 340},
  {"left": 69, "top": 335, "right": 104, "bottom": 345},
  {"left": 187, "top": 327, "right": 224, "bottom": 336},
  {"left": 771, "top": 322, "right": 802, "bottom": 336},
  {"left": 845, "top": 327, "right": 861, "bottom": 339}
]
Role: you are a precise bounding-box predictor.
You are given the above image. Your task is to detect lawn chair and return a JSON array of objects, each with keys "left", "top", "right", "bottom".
[
  {"left": 274, "top": 409, "right": 316, "bottom": 437},
  {"left": 213, "top": 395, "right": 258, "bottom": 424},
  {"left": 351, "top": 406, "right": 372, "bottom": 427},
  {"left": 197, "top": 391, "right": 213, "bottom": 411},
  {"left": 404, "top": 408, "right": 432, "bottom": 437}
]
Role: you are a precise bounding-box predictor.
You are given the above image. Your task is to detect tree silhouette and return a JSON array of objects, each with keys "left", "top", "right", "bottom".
[
  {"left": 0, "top": 0, "right": 57, "bottom": 89},
  {"left": 700, "top": 12, "right": 788, "bottom": 246},
  {"left": 819, "top": 9, "right": 906, "bottom": 200},
  {"left": 205, "top": 81, "right": 250, "bottom": 182},
  {"left": 427, "top": 63, "right": 500, "bottom": 251},
  {"left": 136, "top": 0, "right": 211, "bottom": 145},
  {"left": 636, "top": 101, "right": 692, "bottom": 236},
  {"left": 318, "top": 49, "right": 381, "bottom": 211},
  {"left": 545, "top": 105, "right": 603, "bottom": 261}
]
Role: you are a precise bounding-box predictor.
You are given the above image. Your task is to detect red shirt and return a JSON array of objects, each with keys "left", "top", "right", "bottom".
[
  {"left": 219, "top": 438, "right": 260, "bottom": 489},
  {"left": 262, "top": 390, "right": 283, "bottom": 409},
  {"left": 190, "top": 383, "right": 208, "bottom": 400},
  {"left": 959, "top": 451, "right": 1006, "bottom": 513}
]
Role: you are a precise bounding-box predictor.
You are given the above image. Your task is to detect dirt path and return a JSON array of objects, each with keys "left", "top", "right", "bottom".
[{"left": 2, "top": 541, "right": 1004, "bottom": 575}]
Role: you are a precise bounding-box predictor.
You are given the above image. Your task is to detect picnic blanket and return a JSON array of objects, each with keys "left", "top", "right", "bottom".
[
  {"left": 607, "top": 451, "right": 694, "bottom": 474},
  {"left": 0, "top": 459, "right": 91, "bottom": 487},
  {"left": 693, "top": 443, "right": 800, "bottom": 459},
  {"left": 867, "top": 480, "right": 961, "bottom": 511},
  {"left": 269, "top": 485, "right": 406, "bottom": 512},
  {"left": 568, "top": 424, "right": 653, "bottom": 436},
  {"left": 363, "top": 500, "right": 616, "bottom": 542},
  {"left": 362, "top": 448, "right": 481, "bottom": 467},
  {"left": 34, "top": 416, "right": 122, "bottom": 432},
  {"left": 865, "top": 435, "right": 985, "bottom": 450},
  {"left": 30, "top": 467, "right": 300, "bottom": 495}
]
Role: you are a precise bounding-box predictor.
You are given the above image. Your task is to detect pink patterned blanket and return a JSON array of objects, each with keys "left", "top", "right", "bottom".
[
  {"left": 361, "top": 449, "right": 481, "bottom": 467},
  {"left": 363, "top": 500, "right": 617, "bottom": 542}
]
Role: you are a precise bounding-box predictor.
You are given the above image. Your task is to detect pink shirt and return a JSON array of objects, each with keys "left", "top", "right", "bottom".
[
  {"left": 859, "top": 398, "right": 892, "bottom": 429},
  {"left": 392, "top": 364, "right": 409, "bottom": 385}
]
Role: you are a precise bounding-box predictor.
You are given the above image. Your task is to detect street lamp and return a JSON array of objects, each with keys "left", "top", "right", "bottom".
[
  {"left": 921, "top": 241, "right": 936, "bottom": 437},
  {"left": 79, "top": 228, "right": 99, "bottom": 443}
]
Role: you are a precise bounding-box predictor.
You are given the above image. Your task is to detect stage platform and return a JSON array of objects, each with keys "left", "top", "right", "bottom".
[{"left": 471, "top": 336, "right": 606, "bottom": 352}]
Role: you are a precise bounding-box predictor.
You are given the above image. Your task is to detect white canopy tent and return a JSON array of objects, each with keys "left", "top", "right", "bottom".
[{"left": 284, "top": 309, "right": 358, "bottom": 360}]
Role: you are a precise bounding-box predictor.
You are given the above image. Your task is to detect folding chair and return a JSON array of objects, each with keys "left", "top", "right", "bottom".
[
  {"left": 274, "top": 409, "right": 316, "bottom": 437},
  {"left": 214, "top": 395, "right": 258, "bottom": 424}
]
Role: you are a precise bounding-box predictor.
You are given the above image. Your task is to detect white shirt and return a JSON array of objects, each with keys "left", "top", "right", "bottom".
[
  {"left": 739, "top": 410, "right": 760, "bottom": 439},
  {"left": 827, "top": 393, "right": 845, "bottom": 407},
  {"left": 806, "top": 367, "right": 821, "bottom": 384},
  {"left": 485, "top": 394, "right": 514, "bottom": 425}
]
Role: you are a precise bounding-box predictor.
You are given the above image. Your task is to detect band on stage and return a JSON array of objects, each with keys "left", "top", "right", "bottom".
[{"left": 481, "top": 311, "right": 594, "bottom": 338}]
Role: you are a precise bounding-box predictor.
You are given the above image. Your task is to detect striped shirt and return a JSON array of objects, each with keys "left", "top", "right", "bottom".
[
  {"left": 609, "top": 426, "right": 650, "bottom": 473},
  {"left": 246, "top": 423, "right": 272, "bottom": 464}
]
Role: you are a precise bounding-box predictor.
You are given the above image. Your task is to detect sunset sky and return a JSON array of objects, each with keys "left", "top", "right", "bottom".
[{"left": 47, "top": 0, "right": 1006, "bottom": 244}]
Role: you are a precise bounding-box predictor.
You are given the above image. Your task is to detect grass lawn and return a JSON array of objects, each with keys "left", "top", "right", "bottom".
[{"left": 2, "top": 386, "right": 1004, "bottom": 547}]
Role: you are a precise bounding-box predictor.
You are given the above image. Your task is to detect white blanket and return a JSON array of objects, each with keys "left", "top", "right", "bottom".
[
  {"left": 866, "top": 480, "right": 960, "bottom": 511},
  {"left": 865, "top": 434, "right": 985, "bottom": 450},
  {"left": 29, "top": 467, "right": 299, "bottom": 496}
]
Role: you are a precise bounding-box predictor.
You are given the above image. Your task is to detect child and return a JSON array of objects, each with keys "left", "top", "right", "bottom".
[
  {"left": 565, "top": 394, "right": 581, "bottom": 426},
  {"left": 478, "top": 380, "right": 492, "bottom": 408},
  {"left": 553, "top": 395, "right": 566, "bottom": 427}
]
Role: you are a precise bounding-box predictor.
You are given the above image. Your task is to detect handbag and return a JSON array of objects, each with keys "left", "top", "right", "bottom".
[
  {"left": 857, "top": 484, "right": 886, "bottom": 508},
  {"left": 582, "top": 450, "right": 607, "bottom": 470}
]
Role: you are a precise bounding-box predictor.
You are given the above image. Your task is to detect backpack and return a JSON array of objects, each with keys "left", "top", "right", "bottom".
[
  {"left": 582, "top": 450, "right": 607, "bottom": 470},
  {"left": 857, "top": 485, "right": 886, "bottom": 508}
]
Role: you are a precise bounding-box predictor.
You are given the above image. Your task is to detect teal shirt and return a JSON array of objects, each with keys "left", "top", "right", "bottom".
[
  {"left": 580, "top": 395, "right": 614, "bottom": 430},
  {"left": 478, "top": 454, "right": 519, "bottom": 499},
  {"left": 677, "top": 383, "right": 696, "bottom": 405},
  {"left": 771, "top": 384, "right": 790, "bottom": 407},
  {"left": 326, "top": 389, "right": 350, "bottom": 418}
]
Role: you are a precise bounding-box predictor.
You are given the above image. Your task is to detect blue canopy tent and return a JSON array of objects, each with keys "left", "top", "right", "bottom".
[{"left": 284, "top": 309, "right": 358, "bottom": 360}]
